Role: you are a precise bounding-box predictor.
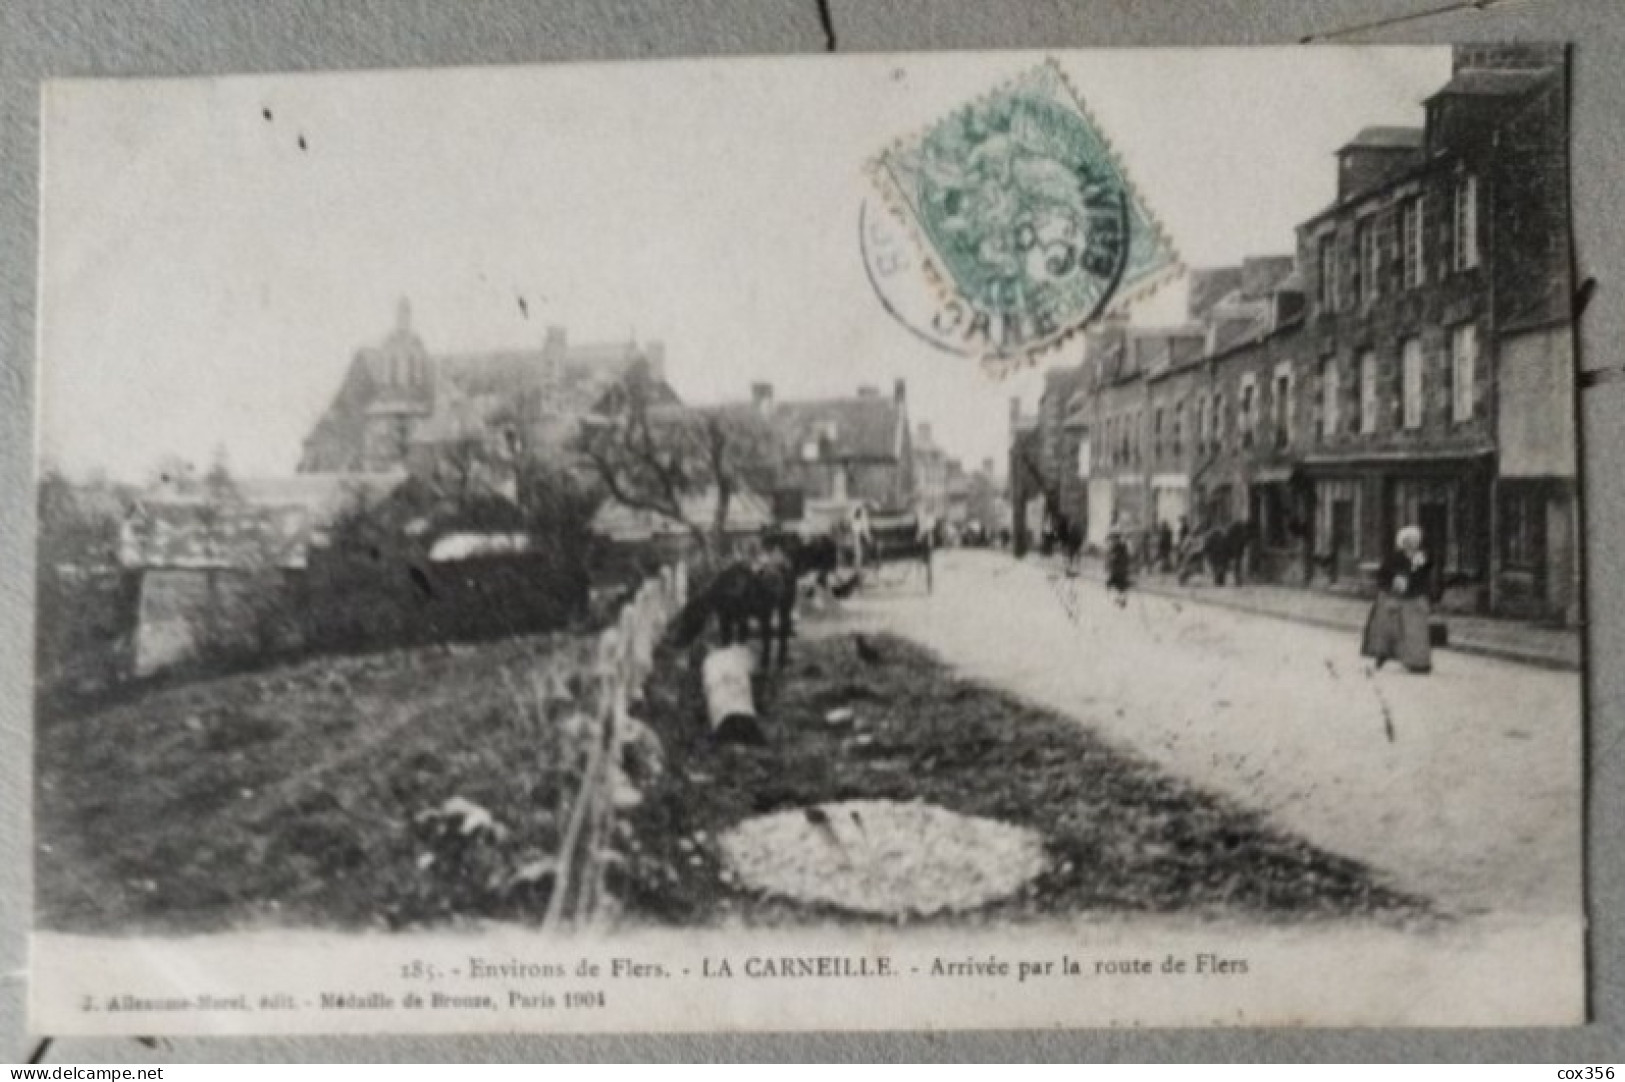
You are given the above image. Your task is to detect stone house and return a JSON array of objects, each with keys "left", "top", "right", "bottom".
[
  {"left": 911, "top": 421, "right": 957, "bottom": 522},
  {"left": 119, "top": 473, "right": 401, "bottom": 674},
  {"left": 1078, "top": 320, "right": 1209, "bottom": 546},
  {"left": 299, "top": 301, "right": 677, "bottom": 488},
  {"left": 710, "top": 381, "right": 916, "bottom": 532},
  {"left": 1292, "top": 44, "right": 1574, "bottom": 618}
]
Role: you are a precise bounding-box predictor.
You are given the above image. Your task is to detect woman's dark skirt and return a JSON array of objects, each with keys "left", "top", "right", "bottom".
[{"left": 1361, "top": 593, "right": 1433, "bottom": 672}]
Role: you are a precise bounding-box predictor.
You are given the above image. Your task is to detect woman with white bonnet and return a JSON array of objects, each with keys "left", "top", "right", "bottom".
[{"left": 1361, "top": 524, "right": 1435, "bottom": 673}]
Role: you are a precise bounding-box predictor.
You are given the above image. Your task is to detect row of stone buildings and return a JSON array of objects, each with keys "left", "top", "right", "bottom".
[{"left": 1012, "top": 44, "right": 1578, "bottom": 624}]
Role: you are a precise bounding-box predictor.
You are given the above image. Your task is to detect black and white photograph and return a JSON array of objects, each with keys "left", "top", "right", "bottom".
[{"left": 28, "top": 44, "right": 1584, "bottom": 1033}]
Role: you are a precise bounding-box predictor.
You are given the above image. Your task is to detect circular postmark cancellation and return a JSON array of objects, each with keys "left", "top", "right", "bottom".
[{"left": 864, "top": 61, "right": 1179, "bottom": 373}]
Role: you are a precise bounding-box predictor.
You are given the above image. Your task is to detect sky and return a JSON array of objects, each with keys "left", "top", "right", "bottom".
[{"left": 38, "top": 47, "right": 1450, "bottom": 484}]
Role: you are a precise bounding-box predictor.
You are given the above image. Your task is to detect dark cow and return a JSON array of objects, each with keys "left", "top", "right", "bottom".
[
  {"left": 676, "top": 541, "right": 799, "bottom": 668},
  {"left": 779, "top": 531, "right": 839, "bottom": 590}
]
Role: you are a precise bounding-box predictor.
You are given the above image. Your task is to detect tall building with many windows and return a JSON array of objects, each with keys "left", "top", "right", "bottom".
[{"left": 1294, "top": 43, "right": 1573, "bottom": 620}]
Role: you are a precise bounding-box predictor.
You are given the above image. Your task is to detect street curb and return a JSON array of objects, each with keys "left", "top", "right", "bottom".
[{"left": 1035, "top": 557, "right": 1582, "bottom": 673}]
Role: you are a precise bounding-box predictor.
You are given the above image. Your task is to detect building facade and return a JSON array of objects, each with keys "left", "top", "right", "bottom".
[
  {"left": 300, "top": 301, "right": 674, "bottom": 482},
  {"left": 1015, "top": 45, "right": 1577, "bottom": 623},
  {"left": 670, "top": 380, "right": 916, "bottom": 534},
  {"left": 1293, "top": 44, "right": 1573, "bottom": 619}
]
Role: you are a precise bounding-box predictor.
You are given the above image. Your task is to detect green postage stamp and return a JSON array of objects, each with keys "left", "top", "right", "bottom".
[{"left": 866, "top": 61, "right": 1178, "bottom": 369}]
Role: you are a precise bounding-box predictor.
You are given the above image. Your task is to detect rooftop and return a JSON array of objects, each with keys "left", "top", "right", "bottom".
[
  {"left": 1426, "top": 67, "right": 1553, "bottom": 101},
  {"left": 122, "top": 472, "right": 405, "bottom": 570},
  {"left": 1338, "top": 126, "right": 1425, "bottom": 153},
  {"left": 589, "top": 484, "right": 773, "bottom": 543}
]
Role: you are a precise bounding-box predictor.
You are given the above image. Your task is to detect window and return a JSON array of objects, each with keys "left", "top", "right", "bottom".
[
  {"left": 1152, "top": 406, "right": 1165, "bottom": 460},
  {"left": 1499, "top": 485, "right": 1546, "bottom": 570},
  {"left": 1317, "top": 235, "right": 1339, "bottom": 312},
  {"left": 1213, "top": 391, "right": 1226, "bottom": 449},
  {"left": 1401, "top": 196, "right": 1426, "bottom": 289},
  {"left": 1239, "top": 375, "right": 1257, "bottom": 448},
  {"left": 1453, "top": 173, "right": 1479, "bottom": 271},
  {"left": 1451, "top": 323, "right": 1478, "bottom": 422},
  {"left": 1401, "top": 338, "right": 1424, "bottom": 429},
  {"left": 1172, "top": 399, "right": 1184, "bottom": 458},
  {"left": 1272, "top": 363, "right": 1293, "bottom": 448},
  {"left": 1320, "top": 357, "right": 1340, "bottom": 439},
  {"left": 1358, "top": 351, "right": 1378, "bottom": 435},
  {"left": 1359, "top": 219, "right": 1382, "bottom": 304},
  {"left": 1349, "top": 227, "right": 1364, "bottom": 306}
]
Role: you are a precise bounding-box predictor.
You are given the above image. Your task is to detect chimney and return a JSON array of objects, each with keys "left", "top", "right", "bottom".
[
  {"left": 1453, "top": 42, "right": 1563, "bottom": 74},
  {"left": 857, "top": 385, "right": 879, "bottom": 399},
  {"left": 751, "top": 382, "right": 774, "bottom": 412},
  {"left": 1335, "top": 132, "right": 1422, "bottom": 201},
  {"left": 894, "top": 378, "right": 907, "bottom": 406},
  {"left": 917, "top": 421, "right": 933, "bottom": 444},
  {"left": 1240, "top": 255, "right": 1294, "bottom": 300}
]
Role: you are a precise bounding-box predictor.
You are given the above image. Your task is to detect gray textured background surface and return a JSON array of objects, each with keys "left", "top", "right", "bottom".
[{"left": 1, "top": 0, "right": 1619, "bottom": 1062}]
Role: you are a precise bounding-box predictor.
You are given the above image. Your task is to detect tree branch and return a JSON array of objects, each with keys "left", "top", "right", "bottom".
[{"left": 581, "top": 443, "right": 687, "bottom": 526}]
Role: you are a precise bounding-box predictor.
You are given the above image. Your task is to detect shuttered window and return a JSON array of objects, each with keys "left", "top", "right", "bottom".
[{"left": 1402, "top": 337, "right": 1424, "bottom": 430}]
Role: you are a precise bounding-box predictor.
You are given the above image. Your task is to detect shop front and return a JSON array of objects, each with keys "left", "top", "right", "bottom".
[
  {"left": 1150, "top": 474, "right": 1190, "bottom": 530},
  {"left": 1299, "top": 451, "right": 1493, "bottom": 610}
]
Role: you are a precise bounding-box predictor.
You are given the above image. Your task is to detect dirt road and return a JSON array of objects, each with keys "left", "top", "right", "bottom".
[{"left": 835, "top": 548, "right": 1583, "bottom": 921}]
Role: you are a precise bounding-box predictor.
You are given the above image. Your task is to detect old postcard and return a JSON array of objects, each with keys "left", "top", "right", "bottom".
[{"left": 30, "top": 45, "right": 1583, "bottom": 1033}]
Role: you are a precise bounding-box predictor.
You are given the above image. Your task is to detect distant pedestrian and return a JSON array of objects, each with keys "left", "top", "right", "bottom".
[
  {"left": 1156, "top": 520, "right": 1174, "bottom": 574},
  {"left": 1361, "top": 525, "right": 1434, "bottom": 673},
  {"left": 851, "top": 505, "right": 872, "bottom": 572},
  {"left": 1226, "top": 519, "right": 1253, "bottom": 585},
  {"left": 1059, "top": 517, "right": 1084, "bottom": 576},
  {"left": 1177, "top": 523, "right": 1206, "bottom": 585},
  {"left": 1204, "top": 524, "right": 1230, "bottom": 585},
  {"left": 1105, "top": 530, "right": 1133, "bottom": 608}
]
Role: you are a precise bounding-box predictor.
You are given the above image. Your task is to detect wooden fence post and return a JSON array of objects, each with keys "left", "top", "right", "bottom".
[{"left": 542, "top": 561, "right": 692, "bottom": 930}]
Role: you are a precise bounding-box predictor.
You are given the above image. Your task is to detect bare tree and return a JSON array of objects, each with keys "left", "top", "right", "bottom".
[
  {"left": 433, "top": 432, "right": 490, "bottom": 510},
  {"left": 576, "top": 369, "right": 775, "bottom": 557}
]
